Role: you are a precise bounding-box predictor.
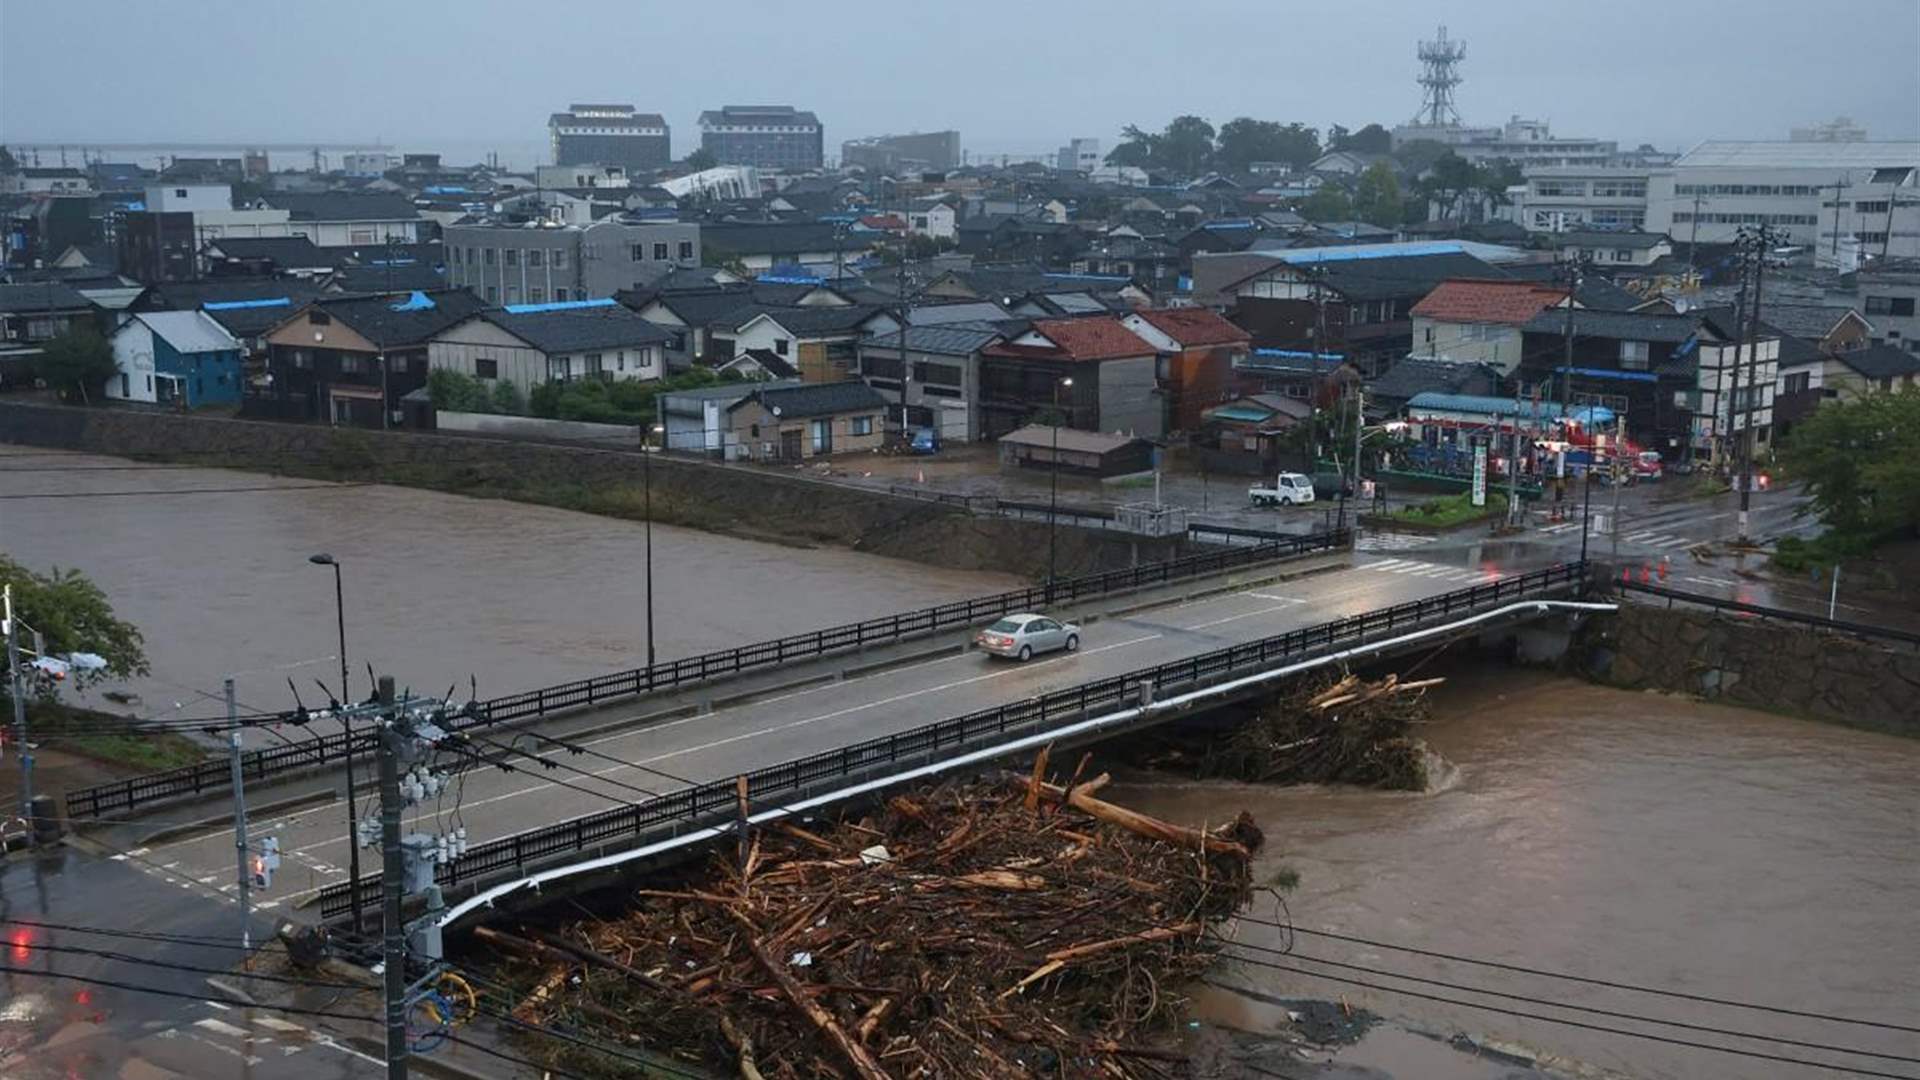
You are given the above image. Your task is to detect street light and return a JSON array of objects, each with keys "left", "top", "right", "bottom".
[
  {"left": 642, "top": 424, "right": 665, "bottom": 669},
  {"left": 306, "top": 552, "right": 363, "bottom": 935},
  {"left": 1047, "top": 376, "right": 1073, "bottom": 599}
]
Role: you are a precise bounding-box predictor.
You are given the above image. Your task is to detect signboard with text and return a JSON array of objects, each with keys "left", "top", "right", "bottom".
[{"left": 1471, "top": 443, "right": 1488, "bottom": 507}]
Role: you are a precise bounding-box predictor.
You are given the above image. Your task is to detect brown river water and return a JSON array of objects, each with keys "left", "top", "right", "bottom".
[
  {"left": 1118, "top": 667, "right": 1920, "bottom": 1079},
  {"left": 0, "top": 449, "right": 1019, "bottom": 718}
]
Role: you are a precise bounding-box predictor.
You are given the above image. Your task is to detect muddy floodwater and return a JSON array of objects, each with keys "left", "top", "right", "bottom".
[
  {"left": 1117, "top": 668, "right": 1920, "bottom": 1080},
  {"left": 0, "top": 449, "right": 1019, "bottom": 718}
]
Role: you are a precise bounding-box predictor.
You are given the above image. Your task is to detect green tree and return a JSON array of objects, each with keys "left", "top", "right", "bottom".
[
  {"left": 1391, "top": 138, "right": 1452, "bottom": 175},
  {"left": 684, "top": 147, "right": 717, "bottom": 171},
  {"left": 1474, "top": 158, "right": 1525, "bottom": 212},
  {"left": 36, "top": 326, "right": 116, "bottom": 404},
  {"left": 1159, "top": 115, "right": 1217, "bottom": 176},
  {"left": 490, "top": 378, "right": 524, "bottom": 414},
  {"left": 0, "top": 554, "right": 148, "bottom": 704},
  {"left": 1352, "top": 162, "right": 1404, "bottom": 228},
  {"left": 1419, "top": 151, "right": 1479, "bottom": 220},
  {"left": 426, "top": 368, "right": 499, "bottom": 413},
  {"left": 1334, "top": 123, "right": 1393, "bottom": 154},
  {"left": 1105, "top": 125, "right": 1159, "bottom": 169},
  {"left": 1297, "top": 185, "right": 1353, "bottom": 223},
  {"left": 1214, "top": 118, "right": 1321, "bottom": 172},
  {"left": 1779, "top": 388, "right": 1920, "bottom": 542}
]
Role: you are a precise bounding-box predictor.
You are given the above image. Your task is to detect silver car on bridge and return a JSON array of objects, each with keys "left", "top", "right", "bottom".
[{"left": 975, "top": 613, "right": 1080, "bottom": 661}]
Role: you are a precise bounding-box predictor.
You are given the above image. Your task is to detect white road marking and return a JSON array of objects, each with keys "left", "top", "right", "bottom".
[
  {"left": 252, "top": 1016, "right": 306, "bottom": 1033},
  {"left": 194, "top": 1017, "right": 254, "bottom": 1039},
  {"left": 1684, "top": 576, "right": 1739, "bottom": 587}
]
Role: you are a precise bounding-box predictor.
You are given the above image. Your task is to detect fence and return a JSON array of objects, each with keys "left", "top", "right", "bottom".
[
  {"left": 318, "top": 561, "right": 1586, "bottom": 920},
  {"left": 67, "top": 528, "right": 1349, "bottom": 821},
  {"left": 1612, "top": 579, "right": 1920, "bottom": 648}
]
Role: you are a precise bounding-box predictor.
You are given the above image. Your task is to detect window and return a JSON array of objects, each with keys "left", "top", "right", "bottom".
[
  {"left": 585, "top": 353, "right": 604, "bottom": 377},
  {"left": 528, "top": 249, "right": 544, "bottom": 267},
  {"left": 389, "top": 355, "right": 409, "bottom": 374},
  {"left": 529, "top": 288, "right": 544, "bottom": 303},
  {"left": 678, "top": 241, "right": 694, "bottom": 260},
  {"left": 506, "top": 286, "right": 521, "bottom": 304},
  {"left": 1619, "top": 340, "right": 1650, "bottom": 370},
  {"left": 475, "top": 358, "right": 499, "bottom": 380},
  {"left": 773, "top": 338, "right": 789, "bottom": 356},
  {"left": 486, "top": 286, "right": 498, "bottom": 303},
  {"left": 119, "top": 372, "right": 129, "bottom": 397},
  {"left": 350, "top": 228, "right": 376, "bottom": 244},
  {"left": 1614, "top": 248, "right": 1634, "bottom": 262},
  {"left": 850, "top": 416, "right": 874, "bottom": 436},
  {"left": 291, "top": 349, "right": 312, "bottom": 370},
  {"left": 450, "top": 246, "right": 462, "bottom": 264},
  {"left": 1866, "top": 296, "right": 1916, "bottom": 317},
  {"left": 631, "top": 244, "right": 645, "bottom": 262},
  {"left": 309, "top": 311, "right": 332, "bottom": 326},
  {"left": 548, "top": 356, "right": 571, "bottom": 382},
  {"left": 552, "top": 249, "right": 568, "bottom": 269},
  {"left": 653, "top": 242, "right": 669, "bottom": 260},
  {"left": 340, "top": 354, "right": 368, "bottom": 375},
  {"left": 615, "top": 352, "right": 626, "bottom": 372},
  {"left": 504, "top": 249, "right": 519, "bottom": 268},
  {"left": 174, "top": 187, "right": 187, "bottom": 198},
  {"left": 484, "top": 248, "right": 496, "bottom": 265},
  {"left": 1784, "top": 371, "right": 1811, "bottom": 394},
  {"left": 1855, "top": 201, "right": 1891, "bottom": 215},
  {"left": 912, "top": 362, "right": 961, "bottom": 386}
]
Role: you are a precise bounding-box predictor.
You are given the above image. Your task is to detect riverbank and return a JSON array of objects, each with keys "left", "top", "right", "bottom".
[{"left": 1118, "top": 662, "right": 1920, "bottom": 1080}]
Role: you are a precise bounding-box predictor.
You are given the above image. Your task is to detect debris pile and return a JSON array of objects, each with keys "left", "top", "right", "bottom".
[
  {"left": 1150, "top": 672, "right": 1440, "bottom": 790},
  {"left": 478, "top": 756, "right": 1262, "bottom": 1079}
]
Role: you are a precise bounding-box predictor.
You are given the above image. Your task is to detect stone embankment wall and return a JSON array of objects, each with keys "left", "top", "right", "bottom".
[
  {"left": 0, "top": 403, "right": 1186, "bottom": 579},
  {"left": 1579, "top": 603, "right": 1920, "bottom": 736}
]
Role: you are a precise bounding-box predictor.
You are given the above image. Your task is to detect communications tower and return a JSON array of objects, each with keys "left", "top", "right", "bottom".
[{"left": 1412, "top": 25, "right": 1467, "bottom": 128}]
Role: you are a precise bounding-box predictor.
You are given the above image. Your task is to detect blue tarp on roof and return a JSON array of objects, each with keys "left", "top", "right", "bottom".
[
  {"left": 1253, "top": 348, "right": 1347, "bottom": 361},
  {"left": 202, "top": 298, "right": 291, "bottom": 311},
  {"left": 1276, "top": 242, "right": 1465, "bottom": 264},
  {"left": 388, "top": 291, "right": 436, "bottom": 312},
  {"left": 502, "top": 297, "right": 617, "bottom": 314},
  {"left": 1551, "top": 365, "right": 1659, "bottom": 384},
  {"left": 1408, "top": 391, "right": 1615, "bottom": 425}
]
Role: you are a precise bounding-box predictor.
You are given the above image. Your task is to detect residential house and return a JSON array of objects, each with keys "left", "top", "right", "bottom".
[
  {"left": 1831, "top": 342, "right": 1920, "bottom": 397},
  {"left": 977, "top": 316, "right": 1162, "bottom": 439},
  {"left": 1409, "top": 278, "right": 1570, "bottom": 374},
  {"left": 659, "top": 378, "right": 801, "bottom": 457},
  {"left": 856, "top": 323, "right": 1005, "bottom": 443},
  {"left": 1857, "top": 257, "right": 1919, "bottom": 353},
  {"left": 1201, "top": 393, "right": 1317, "bottom": 470},
  {"left": 428, "top": 302, "right": 673, "bottom": 402},
  {"left": 1545, "top": 230, "right": 1673, "bottom": 268},
  {"left": 260, "top": 289, "right": 487, "bottom": 427},
  {"left": 115, "top": 211, "right": 198, "bottom": 284},
  {"left": 621, "top": 281, "right": 850, "bottom": 366},
  {"left": 1366, "top": 356, "right": 1508, "bottom": 414},
  {"left": 908, "top": 197, "right": 958, "bottom": 241},
  {"left": 713, "top": 348, "right": 799, "bottom": 381},
  {"left": 248, "top": 193, "right": 422, "bottom": 247},
  {"left": 2, "top": 167, "right": 91, "bottom": 195},
  {"left": 707, "top": 304, "right": 894, "bottom": 382},
  {"left": 203, "top": 236, "right": 339, "bottom": 279},
  {"left": 1308, "top": 150, "right": 1391, "bottom": 176},
  {"left": 133, "top": 278, "right": 326, "bottom": 365},
  {"left": 700, "top": 222, "right": 856, "bottom": 273},
  {"left": 996, "top": 425, "right": 1154, "bottom": 477},
  {"left": 1217, "top": 245, "right": 1511, "bottom": 377},
  {"left": 1119, "top": 307, "right": 1252, "bottom": 432},
  {"left": 0, "top": 282, "right": 97, "bottom": 344},
  {"left": 1231, "top": 348, "right": 1360, "bottom": 406},
  {"left": 105, "top": 310, "right": 243, "bottom": 407},
  {"left": 724, "top": 381, "right": 890, "bottom": 461}
]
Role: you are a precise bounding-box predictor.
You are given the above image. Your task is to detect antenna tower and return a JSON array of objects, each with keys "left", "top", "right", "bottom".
[{"left": 1413, "top": 25, "right": 1467, "bottom": 128}]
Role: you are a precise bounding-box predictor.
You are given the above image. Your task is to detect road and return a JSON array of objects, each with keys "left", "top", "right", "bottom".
[{"left": 108, "top": 557, "right": 1499, "bottom": 915}]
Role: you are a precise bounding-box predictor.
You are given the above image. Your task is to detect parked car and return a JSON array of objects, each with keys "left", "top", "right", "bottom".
[
  {"left": 1248, "top": 471, "right": 1317, "bottom": 507},
  {"left": 910, "top": 428, "right": 940, "bottom": 454},
  {"left": 1310, "top": 471, "right": 1352, "bottom": 501},
  {"left": 974, "top": 613, "right": 1080, "bottom": 661}
]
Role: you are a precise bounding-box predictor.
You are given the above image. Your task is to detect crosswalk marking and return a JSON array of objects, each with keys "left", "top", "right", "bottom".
[
  {"left": 1361, "top": 558, "right": 1505, "bottom": 585},
  {"left": 1354, "top": 531, "right": 1439, "bottom": 552}
]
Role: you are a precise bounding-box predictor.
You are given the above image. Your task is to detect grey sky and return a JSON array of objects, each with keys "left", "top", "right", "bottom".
[{"left": 3, "top": 0, "right": 1916, "bottom": 168}]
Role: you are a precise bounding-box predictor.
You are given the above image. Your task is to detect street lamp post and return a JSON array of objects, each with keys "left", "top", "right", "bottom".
[
  {"left": 643, "top": 424, "right": 664, "bottom": 669},
  {"left": 306, "top": 553, "right": 363, "bottom": 935},
  {"left": 1047, "top": 376, "right": 1074, "bottom": 600}
]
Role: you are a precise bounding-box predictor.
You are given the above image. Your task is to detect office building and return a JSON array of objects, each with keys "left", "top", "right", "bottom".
[
  {"left": 698, "top": 105, "right": 823, "bottom": 170},
  {"left": 445, "top": 217, "right": 701, "bottom": 305},
  {"left": 1646, "top": 141, "right": 1920, "bottom": 261},
  {"left": 549, "top": 104, "right": 671, "bottom": 172},
  {"left": 1057, "top": 138, "right": 1101, "bottom": 173},
  {"left": 840, "top": 131, "right": 960, "bottom": 173},
  {"left": 1506, "top": 167, "right": 1650, "bottom": 234}
]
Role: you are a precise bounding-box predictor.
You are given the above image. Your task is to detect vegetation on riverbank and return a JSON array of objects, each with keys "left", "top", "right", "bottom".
[
  {"left": 1374, "top": 491, "right": 1506, "bottom": 530},
  {"left": 1772, "top": 388, "right": 1919, "bottom": 572}
]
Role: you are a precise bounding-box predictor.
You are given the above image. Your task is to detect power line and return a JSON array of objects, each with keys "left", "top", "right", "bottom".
[
  {"left": 9, "top": 939, "right": 369, "bottom": 993},
  {"left": 1215, "top": 952, "right": 1920, "bottom": 1080},
  {"left": 1, "top": 916, "right": 290, "bottom": 950},
  {"left": 1229, "top": 913, "right": 1920, "bottom": 1034},
  {"left": 0, "top": 963, "right": 377, "bottom": 1027},
  {"left": 1221, "top": 938, "right": 1920, "bottom": 1066}
]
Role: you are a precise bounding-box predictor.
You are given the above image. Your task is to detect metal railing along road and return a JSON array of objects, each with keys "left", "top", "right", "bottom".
[
  {"left": 67, "top": 529, "right": 1350, "bottom": 822},
  {"left": 1612, "top": 579, "right": 1920, "bottom": 647},
  {"left": 318, "top": 561, "right": 1587, "bottom": 921}
]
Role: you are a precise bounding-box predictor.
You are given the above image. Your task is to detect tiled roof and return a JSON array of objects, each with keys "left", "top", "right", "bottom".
[
  {"left": 128, "top": 311, "right": 239, "bottom": 354},
  {"left": 986, "top": 317, "right": 1155, "bottom": 363},
  {"left": 735, "top": 348, "right": 800, "bottom": 378},
  {"left": 865, "top": 324, "right": 1004, "bottom": 356},
  {"left": 203, "top": 236, "right": 337, "bottom": 268},
  {"left": 291, "top": 289, "right": 486, "bottom": 348},
  {"left": 257, "top": 192, "right": 420, "bottom": 223},
  {"left": 728, "top": 380, "right": 888, "bottom": 419},
  {"left": 1519, "top": 308, "right": 1703, "bottom": 344},
  {"left": 0, "top": 282, "right": 93, "bottom": 313},
  {"left": 478, "top": 307, "right": 672, "bottom": 354},
  {"left": 1411, "top": 279, "right": 1566, "bottom": 325},
  {"left": 1369, "top": 357, "right": 1506, "bottom": 403},
  {"left": 1840, "top": 343, "right": 1920, "bottom": 380},
  {"left": 721, "top": 304, "right": 884, "bottom": 335},
  {"left": 1762, "top": 303, "right": 1863, "bottom": 342},
  {"left": 1131, "top": 307, "right": 1252, "bottom": 347}
]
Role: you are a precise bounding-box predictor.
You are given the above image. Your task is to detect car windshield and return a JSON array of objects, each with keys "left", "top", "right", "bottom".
[{"left": 987, "top": 619, "right": 1023, "bottom": 633}]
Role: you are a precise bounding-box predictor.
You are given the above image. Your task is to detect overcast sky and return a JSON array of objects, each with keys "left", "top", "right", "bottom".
[{"left": 3, "top": 0, "right": 1917, "bottom": 168}]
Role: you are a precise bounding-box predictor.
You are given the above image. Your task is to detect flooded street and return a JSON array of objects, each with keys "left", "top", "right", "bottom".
[
  {"left": 1118, "top": 668, "right": 1920, "bottom": 1079},
  {"left": 0, "top": 449, "right": 1019, "bottom": 719}
]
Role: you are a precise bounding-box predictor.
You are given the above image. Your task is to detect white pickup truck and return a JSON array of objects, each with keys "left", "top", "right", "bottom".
[{"left": 1249, "top": 471, "right": 1317, "bottom": 507}]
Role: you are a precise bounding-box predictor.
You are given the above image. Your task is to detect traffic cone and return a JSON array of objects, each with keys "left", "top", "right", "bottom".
[
  {"left": 1620, "top": 567, "right": 1631, "bottom": 585},
  {"left": 917, "top": 468, "right": 925, "bottom": 484},
  {"left": 1658, "top": 557, "right": 1669, "bottom": 582},
  {"left": 1640, "top": 564, "right": 1652, "bottom": 584}
]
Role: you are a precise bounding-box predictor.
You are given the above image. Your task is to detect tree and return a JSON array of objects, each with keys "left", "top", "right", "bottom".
[
  {"left": 1475, "top": 158, "right": 1525, "bottom": 211},
  {"left": 1334, "top": 123, "right": 1393, "bottom": 154},
  {"left": 1352, "top": 162, "right": 1404, "bottom": 228},
  {"left": 1419, "top": 151, "right": 1479, "bottom": 220},
  {"left": 1297, "top": 185, "right": 1353, "bottom": 223},
  {"left": 1779, "top": 388, "right": 1920, "bottom": 542},
  {"left": 1391, "top": 138, "right": 1452, "bottom": 175},
  {"left": 36, "top": 326, "right": 116, "bottom": 404},
  {"left": 1105, "top": 125, "right": 1159, "bottom": 169},
  {"left": 1160, "top": 115, "right": 1217, "bottom": 176},
  {"left": 0, "top": 555, "right": 148, "bottom": 704},
  {"left": 1214, "top": 118, "right": 1319, "bottom": 172},
  {"left": 684, "top": 147, "right": 716, "bottom": 171},
  {"left": 490, "top": 378, "right": 524, "bottom": 414}
]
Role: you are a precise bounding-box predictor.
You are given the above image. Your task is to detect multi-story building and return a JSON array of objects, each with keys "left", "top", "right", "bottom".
[
  {"left": 840, "top": 131, "right": 960, "bottom": 173},
  {"left": 1394, "top": 116, "right": 1619, "bottom": 168},
  {"left": 1646, "top": 141, "right": 1920, "bottom": 259},
  {"left": 1056, "top": 138, "right": 1102, "bottom": 173},
  {"left": 1506, "top": 167, "right": 1650, "bottom": 234},
  {"left": 341, "top": 152, "right": 398, "bottom": 178},
  {"left": 698, "top": 105, "right": 823, "bottom": 170},
  {"left": 444, "top": 218, "right": 701, "bottom": 305},
  {"left": 1857, "top": 257, "right": 1920, "bottom": 353},
  {"left": 549, "top": 104, "right": 671, "bottom": 172}
]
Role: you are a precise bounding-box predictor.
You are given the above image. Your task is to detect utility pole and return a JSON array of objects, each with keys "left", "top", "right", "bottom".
[
  {"left": 1351, "top": 382, "right": 1365, "bottom": 511},
  {"left": 1507, "top": 392, "right": 1521, "bottom": 527},
  {"left": 4, "top": 586, "right": 29, "bottom": 827},
  {"left": 1737, "top": 224, "right": 1774, "bottom": 543},
  {"left": 227, "top": 678, "right": 251, "bottom": 952},
  {"left": 1722, "top": 233, "right": 1752, "bottom": 473},
  {"left": 377, "top": 675, "right": 408, "bottom": 1080},
  {"left": 1610, "top": 412, "right": 1625, "bottom": 563},
  {"left": 1559, "top": 254, "right": 1581, "bottom": 422},
  {"left": 1685, "top": 190, "right": 1704, "bottom": 280}
]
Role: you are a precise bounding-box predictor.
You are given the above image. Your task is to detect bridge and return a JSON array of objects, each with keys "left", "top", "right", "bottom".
[{"left": 80, "top": 539, "right": 1591, "bottom": 926}]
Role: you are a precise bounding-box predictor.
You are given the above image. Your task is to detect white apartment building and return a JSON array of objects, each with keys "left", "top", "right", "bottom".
[
  {"left": 1647, "top": 141, "right": 1920, "bottom": 259},
  {"left": 1507, "top": 167, "right": 1650, "bottom": 234}
]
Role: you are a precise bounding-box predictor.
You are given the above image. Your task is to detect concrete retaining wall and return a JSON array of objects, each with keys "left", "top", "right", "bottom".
[
  {"left": 1579, "top": 603, "right": 1920, "bottom": 736},
  {"left": 435, "top": 410, "right": 638, "bottom": 445},
  {"left": 0, "top": 402, "right": 1188, "bottom": 579}
]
